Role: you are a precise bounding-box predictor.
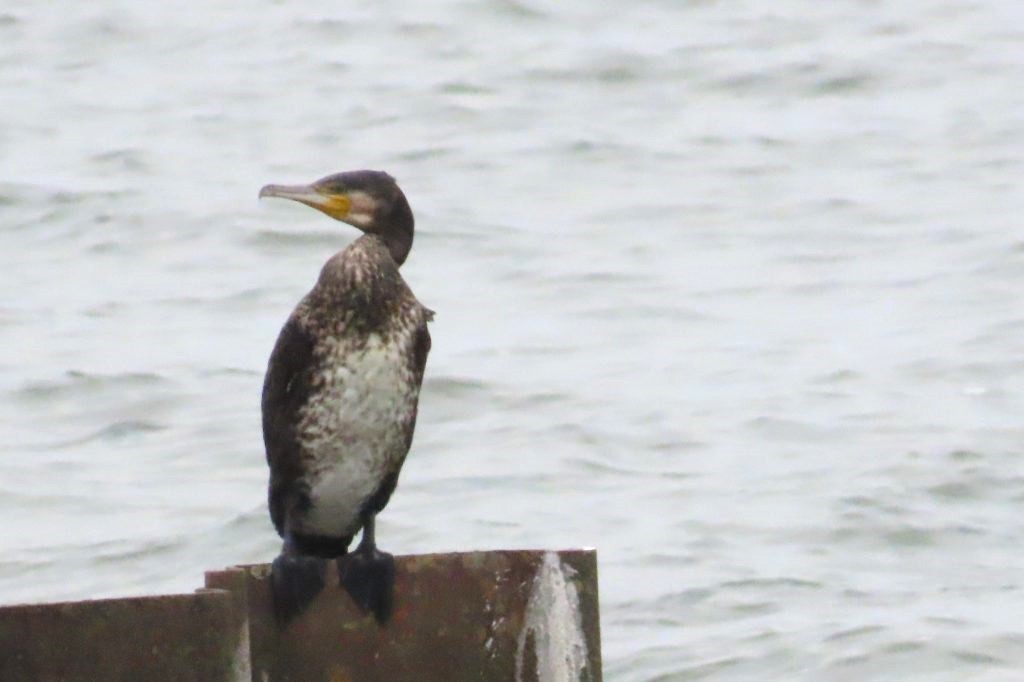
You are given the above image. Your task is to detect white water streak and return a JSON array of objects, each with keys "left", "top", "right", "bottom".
[{"left": 515, "top": 552, "right": 589, "bottom": 682}]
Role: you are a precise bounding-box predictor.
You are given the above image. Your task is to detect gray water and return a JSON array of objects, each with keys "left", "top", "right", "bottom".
[{"left": 2, "top": 1, "right": 1024, "bottom": 679}]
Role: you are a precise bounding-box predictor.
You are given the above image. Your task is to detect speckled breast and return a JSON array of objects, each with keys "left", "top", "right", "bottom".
[{"left": 294, "top": 325, "right": 421, "bottom": 538}]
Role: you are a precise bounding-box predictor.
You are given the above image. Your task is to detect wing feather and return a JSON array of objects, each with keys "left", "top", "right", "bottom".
[{"left": 261, "top": 315, "right": 316, "bottom": 537}]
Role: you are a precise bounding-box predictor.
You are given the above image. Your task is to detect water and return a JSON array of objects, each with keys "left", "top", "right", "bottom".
[{"left": 2, "top": 1, "right": 1023, "bottom": 678}]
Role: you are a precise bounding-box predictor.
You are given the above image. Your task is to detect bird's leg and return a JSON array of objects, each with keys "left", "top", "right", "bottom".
[
  {"left": 270, "top": 535, "right": 327, "bottom": 626},
  {"left": 337, "top": 514, "right": 396, "bottom": 624}
]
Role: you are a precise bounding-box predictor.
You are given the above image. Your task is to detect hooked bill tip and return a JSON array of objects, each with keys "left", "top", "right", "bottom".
[{"left": 258, "top": 183, "right": 321, "bottom": 202}]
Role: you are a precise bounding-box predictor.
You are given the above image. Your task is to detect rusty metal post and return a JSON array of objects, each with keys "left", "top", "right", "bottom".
[
  {"left": 0, "top": 589, "right": 249, "bottom": 682},
  {"left": 0, "top": 549, "right": 600, "bottom": 681},
  {"left": 206, "top": 549, "right": 602, "bottom": 682}
]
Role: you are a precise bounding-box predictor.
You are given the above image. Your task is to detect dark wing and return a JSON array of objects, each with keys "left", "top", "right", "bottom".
[
  {"left": 261, "top": 315, "right": 316, "bottom": 537},
  {"left": 401, "top": 315, "right": 432, "bottom": 454},
  {"left": 411, "top": 314, "right": 432, "bottom": 386}
]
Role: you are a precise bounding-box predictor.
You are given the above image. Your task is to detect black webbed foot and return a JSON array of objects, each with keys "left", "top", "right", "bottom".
[
  {"left": 271, "top": 553, "right": 327, "bottom": 626},
  {"left": 338, "top": 547, "right": 395, "bottom": 624}
]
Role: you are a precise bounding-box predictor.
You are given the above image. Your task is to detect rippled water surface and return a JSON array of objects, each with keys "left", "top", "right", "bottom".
[{"left": 3, "top": 1, "right": 1024, "bottom": 679}]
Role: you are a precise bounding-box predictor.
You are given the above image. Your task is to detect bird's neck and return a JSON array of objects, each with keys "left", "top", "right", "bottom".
[{"left": 375, "top": 194, "right": 414, "bottom": 266}]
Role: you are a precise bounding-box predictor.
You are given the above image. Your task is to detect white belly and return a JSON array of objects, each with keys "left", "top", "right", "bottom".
[{"left": 297, "top": 333, "right": 416, "bottom": 538}]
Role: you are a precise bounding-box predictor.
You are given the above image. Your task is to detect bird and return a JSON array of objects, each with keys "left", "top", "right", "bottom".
[{"left": 258, "top": 170, "right": 432, "bottom": 625}]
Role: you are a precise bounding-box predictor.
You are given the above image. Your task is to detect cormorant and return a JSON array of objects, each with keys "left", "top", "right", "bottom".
[{"left": 258, "top": 170, "right": 432, "bottom": 624}]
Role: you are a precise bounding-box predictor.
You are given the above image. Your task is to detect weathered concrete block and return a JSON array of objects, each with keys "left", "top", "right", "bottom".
[
  {"left": 207, "top": 549, "right": 601, "bottom": 682},
  {"left": 0, "top": 589, "right": 249, "bottom": 682}
]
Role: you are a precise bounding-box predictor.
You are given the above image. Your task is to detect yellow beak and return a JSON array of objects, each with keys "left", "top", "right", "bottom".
[{"left": 259, "top": 183, "right": 352, "bottom": 220}]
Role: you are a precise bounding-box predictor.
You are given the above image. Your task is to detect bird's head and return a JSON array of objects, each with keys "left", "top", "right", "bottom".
[{"left": 259, "top": 169, "right": 414, "bottom": 263}]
